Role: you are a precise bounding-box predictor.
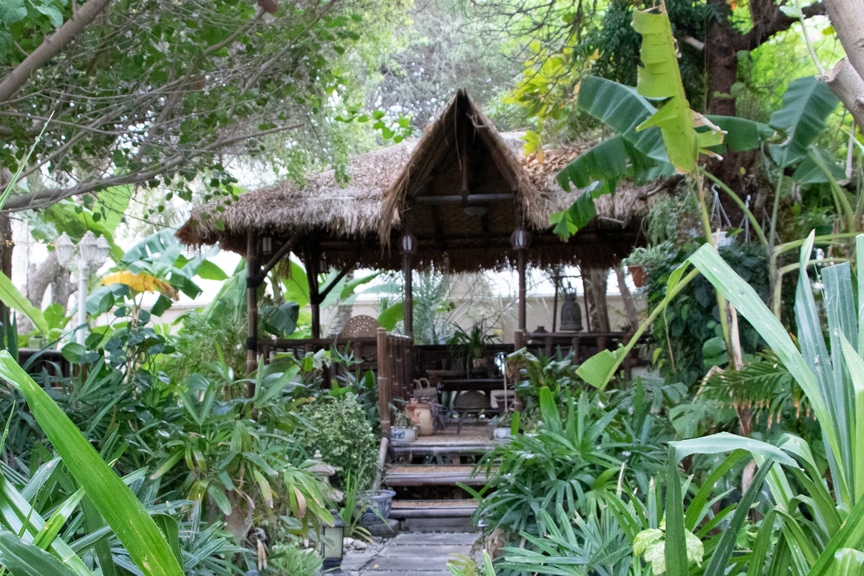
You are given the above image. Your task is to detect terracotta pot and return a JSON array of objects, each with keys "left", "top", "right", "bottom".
[
  {"left": 407, "top": 403, "right": 434, "bottom": 436},
  {"left": 629, "top": 264, "right": 647, "bottom": 288}
]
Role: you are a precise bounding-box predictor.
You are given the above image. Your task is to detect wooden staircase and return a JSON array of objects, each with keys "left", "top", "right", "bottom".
[{"left": 384, "top": 426, "right": 504, "bottom": 531}]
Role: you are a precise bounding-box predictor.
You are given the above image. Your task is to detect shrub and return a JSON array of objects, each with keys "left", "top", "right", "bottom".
[{"left": 294, "top": 393, "right": 379, "bottom": 490}]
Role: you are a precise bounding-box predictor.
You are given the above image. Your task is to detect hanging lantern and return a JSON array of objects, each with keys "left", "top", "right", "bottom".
[
  {"left": 510, "top": 227, "right": 531, "bottom": 250},
  {"left": 399, "top": 232, "right": 417, "bottom": 255}
]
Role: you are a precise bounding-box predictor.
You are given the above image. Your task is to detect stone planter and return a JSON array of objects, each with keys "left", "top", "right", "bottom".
[
  {"left": 493, "top": 427, "right": 512, "bottom": 440},
  {"left": 356, "top": 489, "right": 396, "bottom": 525}
]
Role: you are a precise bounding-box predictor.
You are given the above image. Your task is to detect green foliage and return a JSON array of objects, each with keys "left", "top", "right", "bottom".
[
  {"left": 294, "top": 393, "right": 378, "bottom": 491},
  {"left": 647, "top": 242, "right": 771, "bottom": 386},
  {"left": 585, "top": 0, "right": 709, "bottom": 109},
  {"left": 268, "top": 542, "right": 323, "bottom": 576},
  {"left": 1, "top": 0, "right": 411, "bottom": 212},
  {"left": 467, "top": 386, "right": 669, "bottom": 536},
  {"left": 0, "top": 352, "right": 185, "bottom": 576}
]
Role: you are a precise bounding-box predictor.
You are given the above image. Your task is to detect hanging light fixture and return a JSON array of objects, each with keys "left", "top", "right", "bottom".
[
  {"left": 510, "top": 227, "right": 531, "bottom": 250},
  {"left": 399, "top": 232, "right": 417, "bottom": 255},
  {"left": 261, "top": 235, "right": 273, "bottom": 256}
]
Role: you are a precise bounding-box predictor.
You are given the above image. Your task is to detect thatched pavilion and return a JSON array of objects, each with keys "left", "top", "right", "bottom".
[{"left": 177, "top": 90, "right": 652, "bottom": 392}]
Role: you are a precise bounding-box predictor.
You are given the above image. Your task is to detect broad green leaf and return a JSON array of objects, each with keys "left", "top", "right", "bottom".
[
  {"left": 194, "top": 259, "right": 229, "bottom": 281},
  {"left": 577, "top": 76, "right": 668, "bottom": 163},
  {"left": 671, "top": 432, "right": 797, "bottom": 467},
  {"left": 705, "top": 115, "right": 773, "bottom": 152},
  {"left": 769, "top": 76, "right": 839, "bottom": 167},
  {"left": 792, "top": 148, "right": 845, "bottom": 184},
  {"left": 377, "top": 302, "right": 404, "bottom": 330},
  {"left": 576, "top": 349, "right": 618, "bottom": 389},
  {"left": 0, "top": 353, "right": 184, "bottom": 576},
  {"left": 0, "top": 272, "right": 47, "bottom": 333},
  {"left": 632, "top": 8, "right": 722, "bottom": 173},
  {"left": 834, "top": 549, "right": 864, "bottom": 575},
  {"left": 339, "top": 271, "right": 382, "bottom": 300}
]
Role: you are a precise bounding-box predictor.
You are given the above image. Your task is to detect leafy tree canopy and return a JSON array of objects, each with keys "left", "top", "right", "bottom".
[{"left": 0, "top": 0, "right": 411, "bottom": 213}]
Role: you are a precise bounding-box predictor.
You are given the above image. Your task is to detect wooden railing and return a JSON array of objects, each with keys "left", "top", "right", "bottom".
[
  {"left": 259, "top": 337, "right": 378, "bottom": 371},
  {"left": 521, "top": 330, "right": 648, "bottom": 376},
  {"left": 376, "top": 327, "right": 414, "bottom": 435}
]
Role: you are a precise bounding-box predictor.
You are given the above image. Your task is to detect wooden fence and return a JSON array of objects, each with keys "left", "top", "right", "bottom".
[{"left": 376, "top": 327, "right": 414, "bottom": 435}]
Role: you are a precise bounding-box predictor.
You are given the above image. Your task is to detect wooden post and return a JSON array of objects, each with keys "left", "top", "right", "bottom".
[
  {"left": 307, "top": 249, "right": 322, "bottom": 339},
  {"left": 377, "top": 327, "right": 391, "bottom": 436},
  {"left": 403, "top": 251, "right": 414, "bottom": 338},
  {"left": 517, "top": 249, "right": 527, "bottom": 334},
  {"left": 246, "top": 234, "right": 260, "bottom": 391}
]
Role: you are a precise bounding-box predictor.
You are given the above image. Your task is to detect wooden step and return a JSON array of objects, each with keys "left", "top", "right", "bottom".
[
  {"left": 390, "top": 499, "right": 478, "bottom": 519},
  {"left": 385, "top": 464, "right": 493, "bottom": 486},
  {"left": 391, "top": 438, "right": 499, "bottom": 459}
]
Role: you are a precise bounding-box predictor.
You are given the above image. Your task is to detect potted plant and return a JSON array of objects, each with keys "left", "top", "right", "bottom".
[
  {"left": 490, "top": 410, "right": 519, "bottom": 440},
  {"left": 389, "top": 401, "right": 417, "bottom": 442},
  {"left": 623, "top": 242, "right": 674, "bottom": 288},
  {"left": 448, "top": 320, "right": 500, "bottom": 375}
]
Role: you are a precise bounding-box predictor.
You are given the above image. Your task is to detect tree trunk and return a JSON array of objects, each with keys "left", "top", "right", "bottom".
[
  {"left": 22, "top": 252, "right": 73, "bottom": 333},
  {"left": 585, "top": 268, "right": 610, "bottom": 333},
  {"left": 614, "top": 264, "right": 639, "bottom": 331}
]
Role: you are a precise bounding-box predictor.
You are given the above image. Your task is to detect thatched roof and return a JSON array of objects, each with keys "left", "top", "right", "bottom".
[
  {"left": 176, "top": 143, "right": 414, "bottom": 264},
  {"left": 177, "top": 90, "right": 658, "bottom": 272}
]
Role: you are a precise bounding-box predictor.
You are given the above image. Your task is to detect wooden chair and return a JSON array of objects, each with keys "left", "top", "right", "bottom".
[{"left": 339, "top": 315, "right": 381, "bottom": 338}]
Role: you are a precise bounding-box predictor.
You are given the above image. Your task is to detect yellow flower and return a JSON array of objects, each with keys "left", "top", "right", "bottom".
[{"left": 102, "top": 271, "right": 179, "bottom": 300}]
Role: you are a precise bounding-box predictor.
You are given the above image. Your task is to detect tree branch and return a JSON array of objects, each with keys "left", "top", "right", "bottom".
[
  {"left": 820, "top": 58, "right": 864, "bottom": 128},
  {"left": 734, "top": 2, "right": 825, "bottom": 52},
  {"left": 1, "top": 124, "right": 302, "bottom": 213},
  {"left": 824, "top": 0, "right": 864, "bottom": 82},
  {"left": 0, "top": 0, "right": 113, "bottom": 104}
]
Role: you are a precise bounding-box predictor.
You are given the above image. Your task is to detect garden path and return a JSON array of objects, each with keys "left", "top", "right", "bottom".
[{"left": 339, "top": 531, "right": 477, "bottom": 575}]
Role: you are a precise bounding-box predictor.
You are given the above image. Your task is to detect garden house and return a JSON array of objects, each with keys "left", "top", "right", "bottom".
[{"left": 177, "top": 90, "right": 653, "bottom": 429}]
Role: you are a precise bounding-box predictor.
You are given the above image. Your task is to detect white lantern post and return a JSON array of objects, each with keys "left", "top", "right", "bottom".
[{"left": 55, "top": 231, "right": 110, "bottom": 345}]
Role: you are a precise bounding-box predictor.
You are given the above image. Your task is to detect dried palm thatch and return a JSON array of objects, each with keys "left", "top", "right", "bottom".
[
  {"left": 177, "top": 90, "right": 669, "bottom": 272},
  {"left": 176, "top": 143, "right": 414, "bottom": 259}
]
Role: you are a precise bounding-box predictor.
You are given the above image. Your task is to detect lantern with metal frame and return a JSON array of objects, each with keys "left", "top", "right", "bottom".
[{"left": 320, "top": 511, "right": 346, "bottom": 570}]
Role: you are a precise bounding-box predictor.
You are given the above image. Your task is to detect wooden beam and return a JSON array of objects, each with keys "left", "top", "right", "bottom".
[{"left": 258, "top": 232, "right": 302, "bottom": 280}]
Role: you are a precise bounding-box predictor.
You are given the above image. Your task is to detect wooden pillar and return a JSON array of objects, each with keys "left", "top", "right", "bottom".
[
  {"left": 377, "top": 327, "right": 391, "bottom": 436},
  {"left": 246, "top": 233, "right": 260, "bottom": 389},
  {"left": 517, "top": 249, "right": 527, "bottom": 334},
  {"left": 403, "top": 253, "right": 414, "bottom": 338},
  {"left": 306, "top": 249, "right": 322, "bottom": 339},
  {"left": 511, "top": 226, "right": 531, "bottom": 336},
  {"left": 399, "top": 231, "right": 417, "bottom": 339}
]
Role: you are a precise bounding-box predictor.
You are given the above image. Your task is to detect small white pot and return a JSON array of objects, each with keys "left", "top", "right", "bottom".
[{"left": 391, "top": 426, "right": 417, "bottom": 442}]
